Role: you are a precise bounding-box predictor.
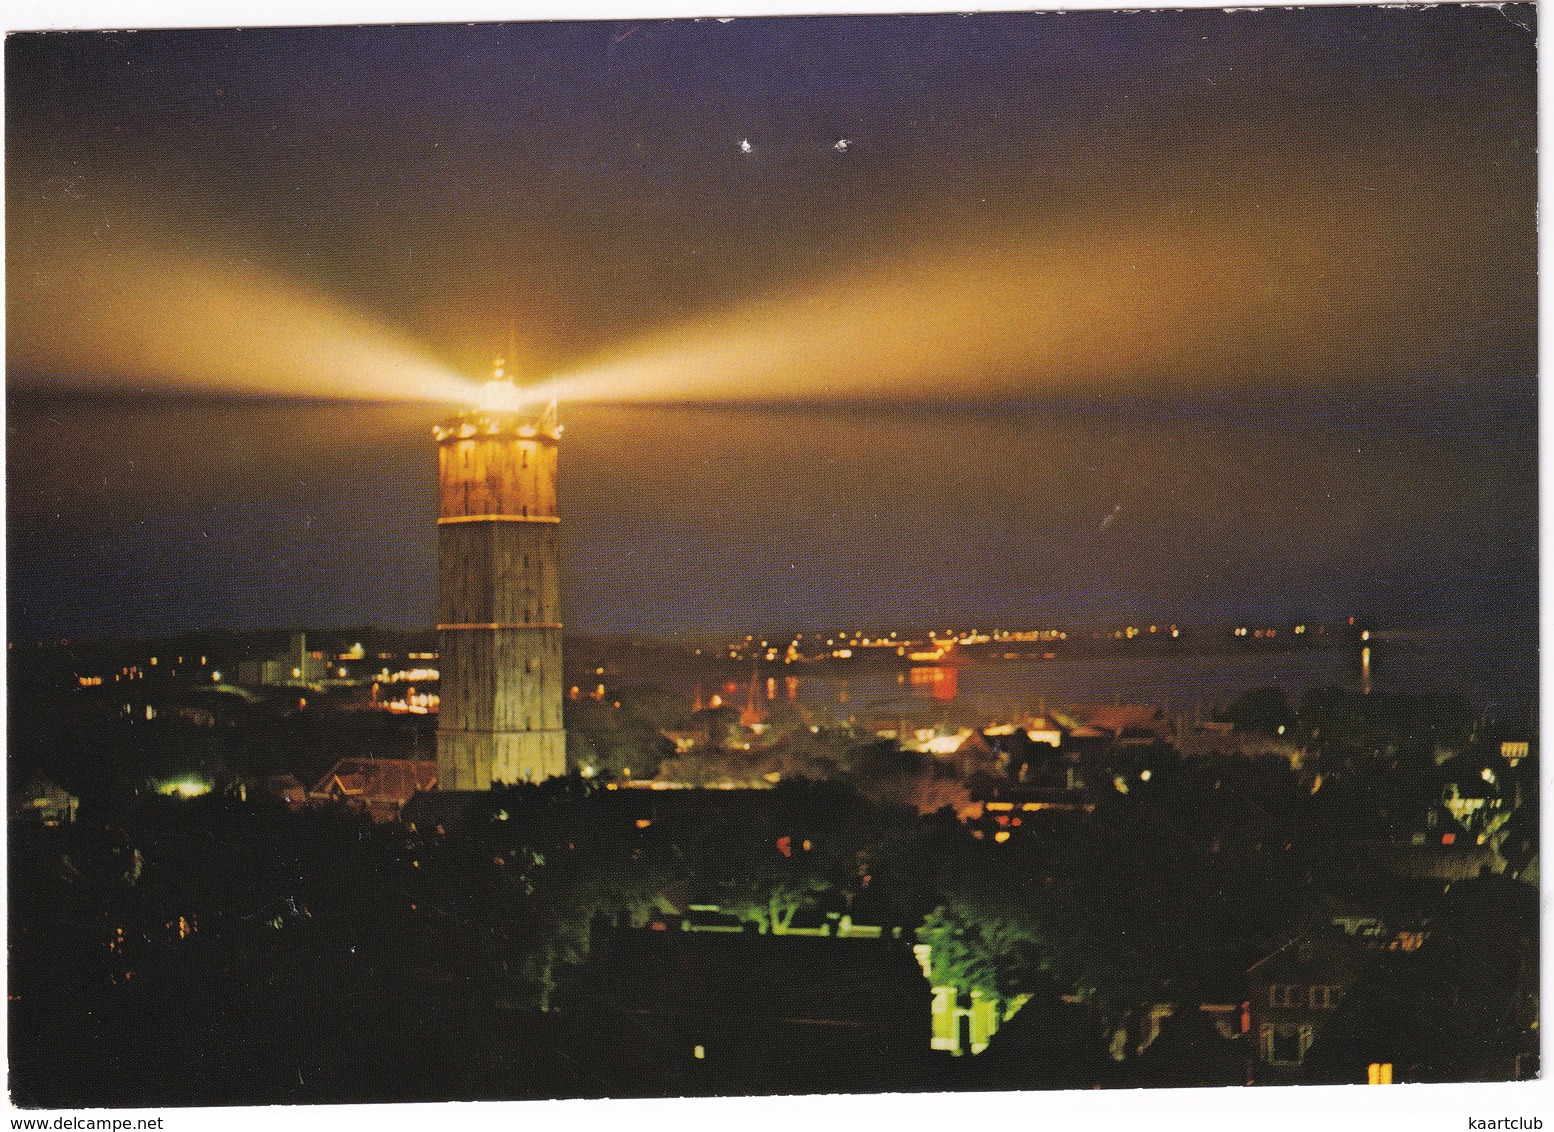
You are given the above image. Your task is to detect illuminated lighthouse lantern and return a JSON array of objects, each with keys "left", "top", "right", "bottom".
[{"left": 433, "top": 360, "right": 566, "bottom": 790}]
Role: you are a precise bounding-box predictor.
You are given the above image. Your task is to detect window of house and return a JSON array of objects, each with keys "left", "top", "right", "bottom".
[
  {"left": 1310, "top": 985, "right": 1342, "bottom": 1010},
  {"left": 1269, "top": 984, "right": 1300, "bottom": 1008}
]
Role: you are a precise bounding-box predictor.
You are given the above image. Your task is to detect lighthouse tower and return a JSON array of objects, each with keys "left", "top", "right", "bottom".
[{"left": 433, "top": 360, "right": 566, "bottom": 789}]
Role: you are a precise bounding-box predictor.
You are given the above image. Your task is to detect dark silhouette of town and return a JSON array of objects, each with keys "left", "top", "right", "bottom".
[{"left": 9, "top": 625, "right": 1538, "bottom": 1105}]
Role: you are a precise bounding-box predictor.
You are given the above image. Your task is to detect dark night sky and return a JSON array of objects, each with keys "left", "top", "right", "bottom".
[{"left": 4, "top": 7, "right": 1538, "bottom": 640}]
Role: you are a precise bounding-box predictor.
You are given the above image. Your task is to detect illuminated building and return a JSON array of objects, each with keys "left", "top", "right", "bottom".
[
  {"left": 433, "top": 361, "right": 566, "bottom": 789},
  {"left": 235, "top": 631, "right": 330, "bottom": 686}
]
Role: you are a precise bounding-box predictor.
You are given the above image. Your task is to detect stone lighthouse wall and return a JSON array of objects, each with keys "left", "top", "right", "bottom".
[{"left": 434, "top": 420, "right": 566, "bottom": 790}]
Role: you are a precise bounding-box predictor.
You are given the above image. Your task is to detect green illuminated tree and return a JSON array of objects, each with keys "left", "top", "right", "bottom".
[{"left": 919, "top": 897, "right": 1044, "bottom": 1012}]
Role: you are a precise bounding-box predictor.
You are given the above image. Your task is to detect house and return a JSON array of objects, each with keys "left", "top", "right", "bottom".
[
  {"left": 1247, "top": 929, "right": 1366, "bottom": 1081},
  {"left": 1440, "top": 773, "right": 1499, "bottom": 831},
  {"left": 1499, "top": 738, "right": 1531, "bottom": 768},
  {"left": 311, "top": 757, "right": 436, "bottom": 821},
  {"left": 1073, "top": 704, "right": 1168, "bottom": 741},
  {"left": 980, "top": 723, "right": 1069, "bottom": 784},
  {"left": 11, "top": 774, "right": 78, "bottom": 826}
]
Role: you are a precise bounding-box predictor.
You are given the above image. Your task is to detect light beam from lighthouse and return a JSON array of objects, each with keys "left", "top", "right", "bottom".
[{"left": 433, "top": 359, "right": 566, "bottom": 790}]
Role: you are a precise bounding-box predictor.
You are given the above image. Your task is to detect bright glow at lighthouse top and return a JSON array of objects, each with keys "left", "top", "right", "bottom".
[
  {"left": 478, "top": 358, "right": 526, "bottom": 413},
  {"left": 433, "top": 357, "right": 562, "bottom": 442}
]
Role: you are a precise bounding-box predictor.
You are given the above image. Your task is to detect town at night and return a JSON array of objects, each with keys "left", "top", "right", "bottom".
[{"left": 4, "top": 3, "right": 1541, "bottom": 1124}]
